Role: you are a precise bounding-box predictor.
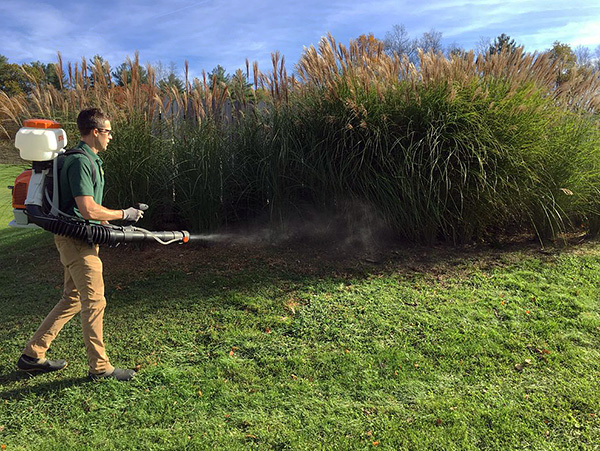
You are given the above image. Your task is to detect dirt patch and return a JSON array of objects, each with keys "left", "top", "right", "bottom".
[{"left": 98, "top": 231, "right": 598, "bottom": 282}]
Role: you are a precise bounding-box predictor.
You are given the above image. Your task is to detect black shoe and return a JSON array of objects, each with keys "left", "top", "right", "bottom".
[
  {"left": 16, "top": 354, "right": 67, "bottom": 374},
  {"left": 88, "top": 367, "right": 136, "bottom": 381}
]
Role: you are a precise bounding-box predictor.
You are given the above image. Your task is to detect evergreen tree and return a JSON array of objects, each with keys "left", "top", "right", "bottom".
[
  {"left": 112, "top": 61, "right": 148, "bottom": 86},
  {"left": 208, "top": 65, "right": 229, "bottom": 91},
  {"left": 0, "top": 54, "right": 27, "bottom": 95},
  {"left": 159, "top": 72, "right": 185, "bottom": 93},
  {"left": 489, "top": 33, "right": 520, "bottom": 55}
]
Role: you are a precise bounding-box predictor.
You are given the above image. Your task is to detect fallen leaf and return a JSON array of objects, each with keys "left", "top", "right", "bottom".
[
  {"left": 372, "top": 441, "right": 380, "bottom": 446},
  {"left": 435, "top": 418, "right": 443, "bottom": 426},
  {"left": 284, "top": 299, "right": 298, "bottom": 314},
  {"left": 560, "top": 188, "right": 574, "bottom": 196},
  {"left": 514, "top": 363, "right": 524, "bottom": 372},
  {"left": 524, "top": 359, "right": 532, "bottom": 366}
]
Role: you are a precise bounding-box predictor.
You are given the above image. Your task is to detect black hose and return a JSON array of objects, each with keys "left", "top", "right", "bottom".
[{"left": 25, "top": 205, "right": 190, "bottom": 245}]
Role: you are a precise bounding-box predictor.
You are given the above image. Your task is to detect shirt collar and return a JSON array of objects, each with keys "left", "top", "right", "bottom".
[{"left": 76, "top": 141, "right": 102, "bottom": 164}]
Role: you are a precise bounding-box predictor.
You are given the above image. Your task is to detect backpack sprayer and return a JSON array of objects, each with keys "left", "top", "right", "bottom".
[{"left": 9, "top": 119, "right": 191, "bottom": 246}]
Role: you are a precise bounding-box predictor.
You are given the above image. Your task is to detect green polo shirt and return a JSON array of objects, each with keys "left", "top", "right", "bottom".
[{"left": 59, "top": 141, "right": 105, "bottom": 222}]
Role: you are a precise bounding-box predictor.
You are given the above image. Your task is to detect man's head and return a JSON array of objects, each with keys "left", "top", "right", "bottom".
[{"left": 77, "top": 108, "right": 112, "bottom": 153}]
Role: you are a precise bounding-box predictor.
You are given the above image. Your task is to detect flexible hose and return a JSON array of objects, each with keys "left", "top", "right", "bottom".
[{"left": 25, "top": 205, "right": 190, "bottom": 245}]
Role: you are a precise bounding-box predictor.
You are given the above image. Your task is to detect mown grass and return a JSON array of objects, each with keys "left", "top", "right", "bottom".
[{"left": 1, "top": 164, "right": 600, "bottom": 450}]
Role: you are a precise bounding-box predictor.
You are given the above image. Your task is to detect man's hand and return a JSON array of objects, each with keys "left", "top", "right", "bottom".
[{"left": 122, "top": 207, "right": 144, "bottom": 222}]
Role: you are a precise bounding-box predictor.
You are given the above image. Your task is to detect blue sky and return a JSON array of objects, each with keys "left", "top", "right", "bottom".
[{"left": 1, "top": 0, "right": 599, "bottom": 79}]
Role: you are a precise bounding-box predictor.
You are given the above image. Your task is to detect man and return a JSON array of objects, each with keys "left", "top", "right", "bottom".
[{"left": 17, "top": 108, "right": 144, "bottom": 381}]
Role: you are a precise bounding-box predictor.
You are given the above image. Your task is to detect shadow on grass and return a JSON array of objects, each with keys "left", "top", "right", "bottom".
[
  {"left": 1, "top": 222, "right": 595, "bottom": 325},
  {"left": 0, "top": 373, "right": 89, "bottom": 400}
]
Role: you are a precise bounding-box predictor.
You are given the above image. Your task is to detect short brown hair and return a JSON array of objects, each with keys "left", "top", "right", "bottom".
[{"left": 77, "top": 108, "right": 110, "bottom": 136}]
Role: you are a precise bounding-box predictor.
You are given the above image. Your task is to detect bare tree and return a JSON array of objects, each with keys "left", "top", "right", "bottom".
[
  {"left": 383, "top": 24, "right": 417, "bottom": 60},
  {"left": 574, "top": 45, "right": 593, "bottom": 68},
  {"left": 418, "top": 29, "right": 444, "bottom": 54},
  {"left": 153, "top": 61, "right": 168, "bottom": 82},
  {"left": 475, "top": 36, "right": 492, "bottom": 55},
  {"left": 445, "top": 42, "right": 464, "bottom": 58}
]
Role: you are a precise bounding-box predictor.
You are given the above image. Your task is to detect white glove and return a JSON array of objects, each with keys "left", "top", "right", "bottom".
[{"left": 122, "top": 207, "right": 144, "bottom": 222}]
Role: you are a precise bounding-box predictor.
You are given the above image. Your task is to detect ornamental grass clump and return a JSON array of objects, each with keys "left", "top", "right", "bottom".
[
  {"left": 1, "top": 36, "right": 599, "bottom": 243},
  {"left": 287, "top": 35, "right": 600, "bottom": 242}
]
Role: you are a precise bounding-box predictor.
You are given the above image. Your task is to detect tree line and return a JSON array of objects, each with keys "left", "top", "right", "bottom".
[
  {"left": 381, "top": 26, "right": 600, "bottom": 77},
  {"left": 1, "top": 25, "right": 599, "bottom": 98},
  {"left": 0, "top": 54, "right": 239, "bottom": 97}
]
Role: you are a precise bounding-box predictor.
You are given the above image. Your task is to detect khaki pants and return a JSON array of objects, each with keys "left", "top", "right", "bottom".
[{"left": 23, "top": 235, "right": 114, "bottom": 374}]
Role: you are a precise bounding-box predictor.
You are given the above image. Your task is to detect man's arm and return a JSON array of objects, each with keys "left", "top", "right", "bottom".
[{"left": 75, "top": 195, "right": 124, "bottom": 221}]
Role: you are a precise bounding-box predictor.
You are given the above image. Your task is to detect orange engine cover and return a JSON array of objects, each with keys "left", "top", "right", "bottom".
[{"left": 12, "top": 169, "right": 32, "bottom": 209}]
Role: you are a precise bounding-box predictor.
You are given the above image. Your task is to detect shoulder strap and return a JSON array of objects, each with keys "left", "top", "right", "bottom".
[{"left": 64, "top": 148, "right": 97, "bottom": 184}]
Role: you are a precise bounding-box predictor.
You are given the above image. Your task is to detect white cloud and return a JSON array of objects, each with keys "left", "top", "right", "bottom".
[
  {"left": 0, "top": 0, "right": 598, "bottom": 74},
  {"left": 567, "top": 21, "right": 600, "bottom": 47}
]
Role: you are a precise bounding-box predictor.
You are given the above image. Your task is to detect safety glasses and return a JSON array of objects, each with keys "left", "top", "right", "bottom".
[{"left": 97, "top": 128, "right": 113, "bottom": 136}]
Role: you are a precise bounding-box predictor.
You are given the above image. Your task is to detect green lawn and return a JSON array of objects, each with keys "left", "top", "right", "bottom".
[
  {"left": 1, "top": 163, "right": 599, "bottom": 450},
  {"left": 0, "top": 164, "right": 27, "bottom": 225}
]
